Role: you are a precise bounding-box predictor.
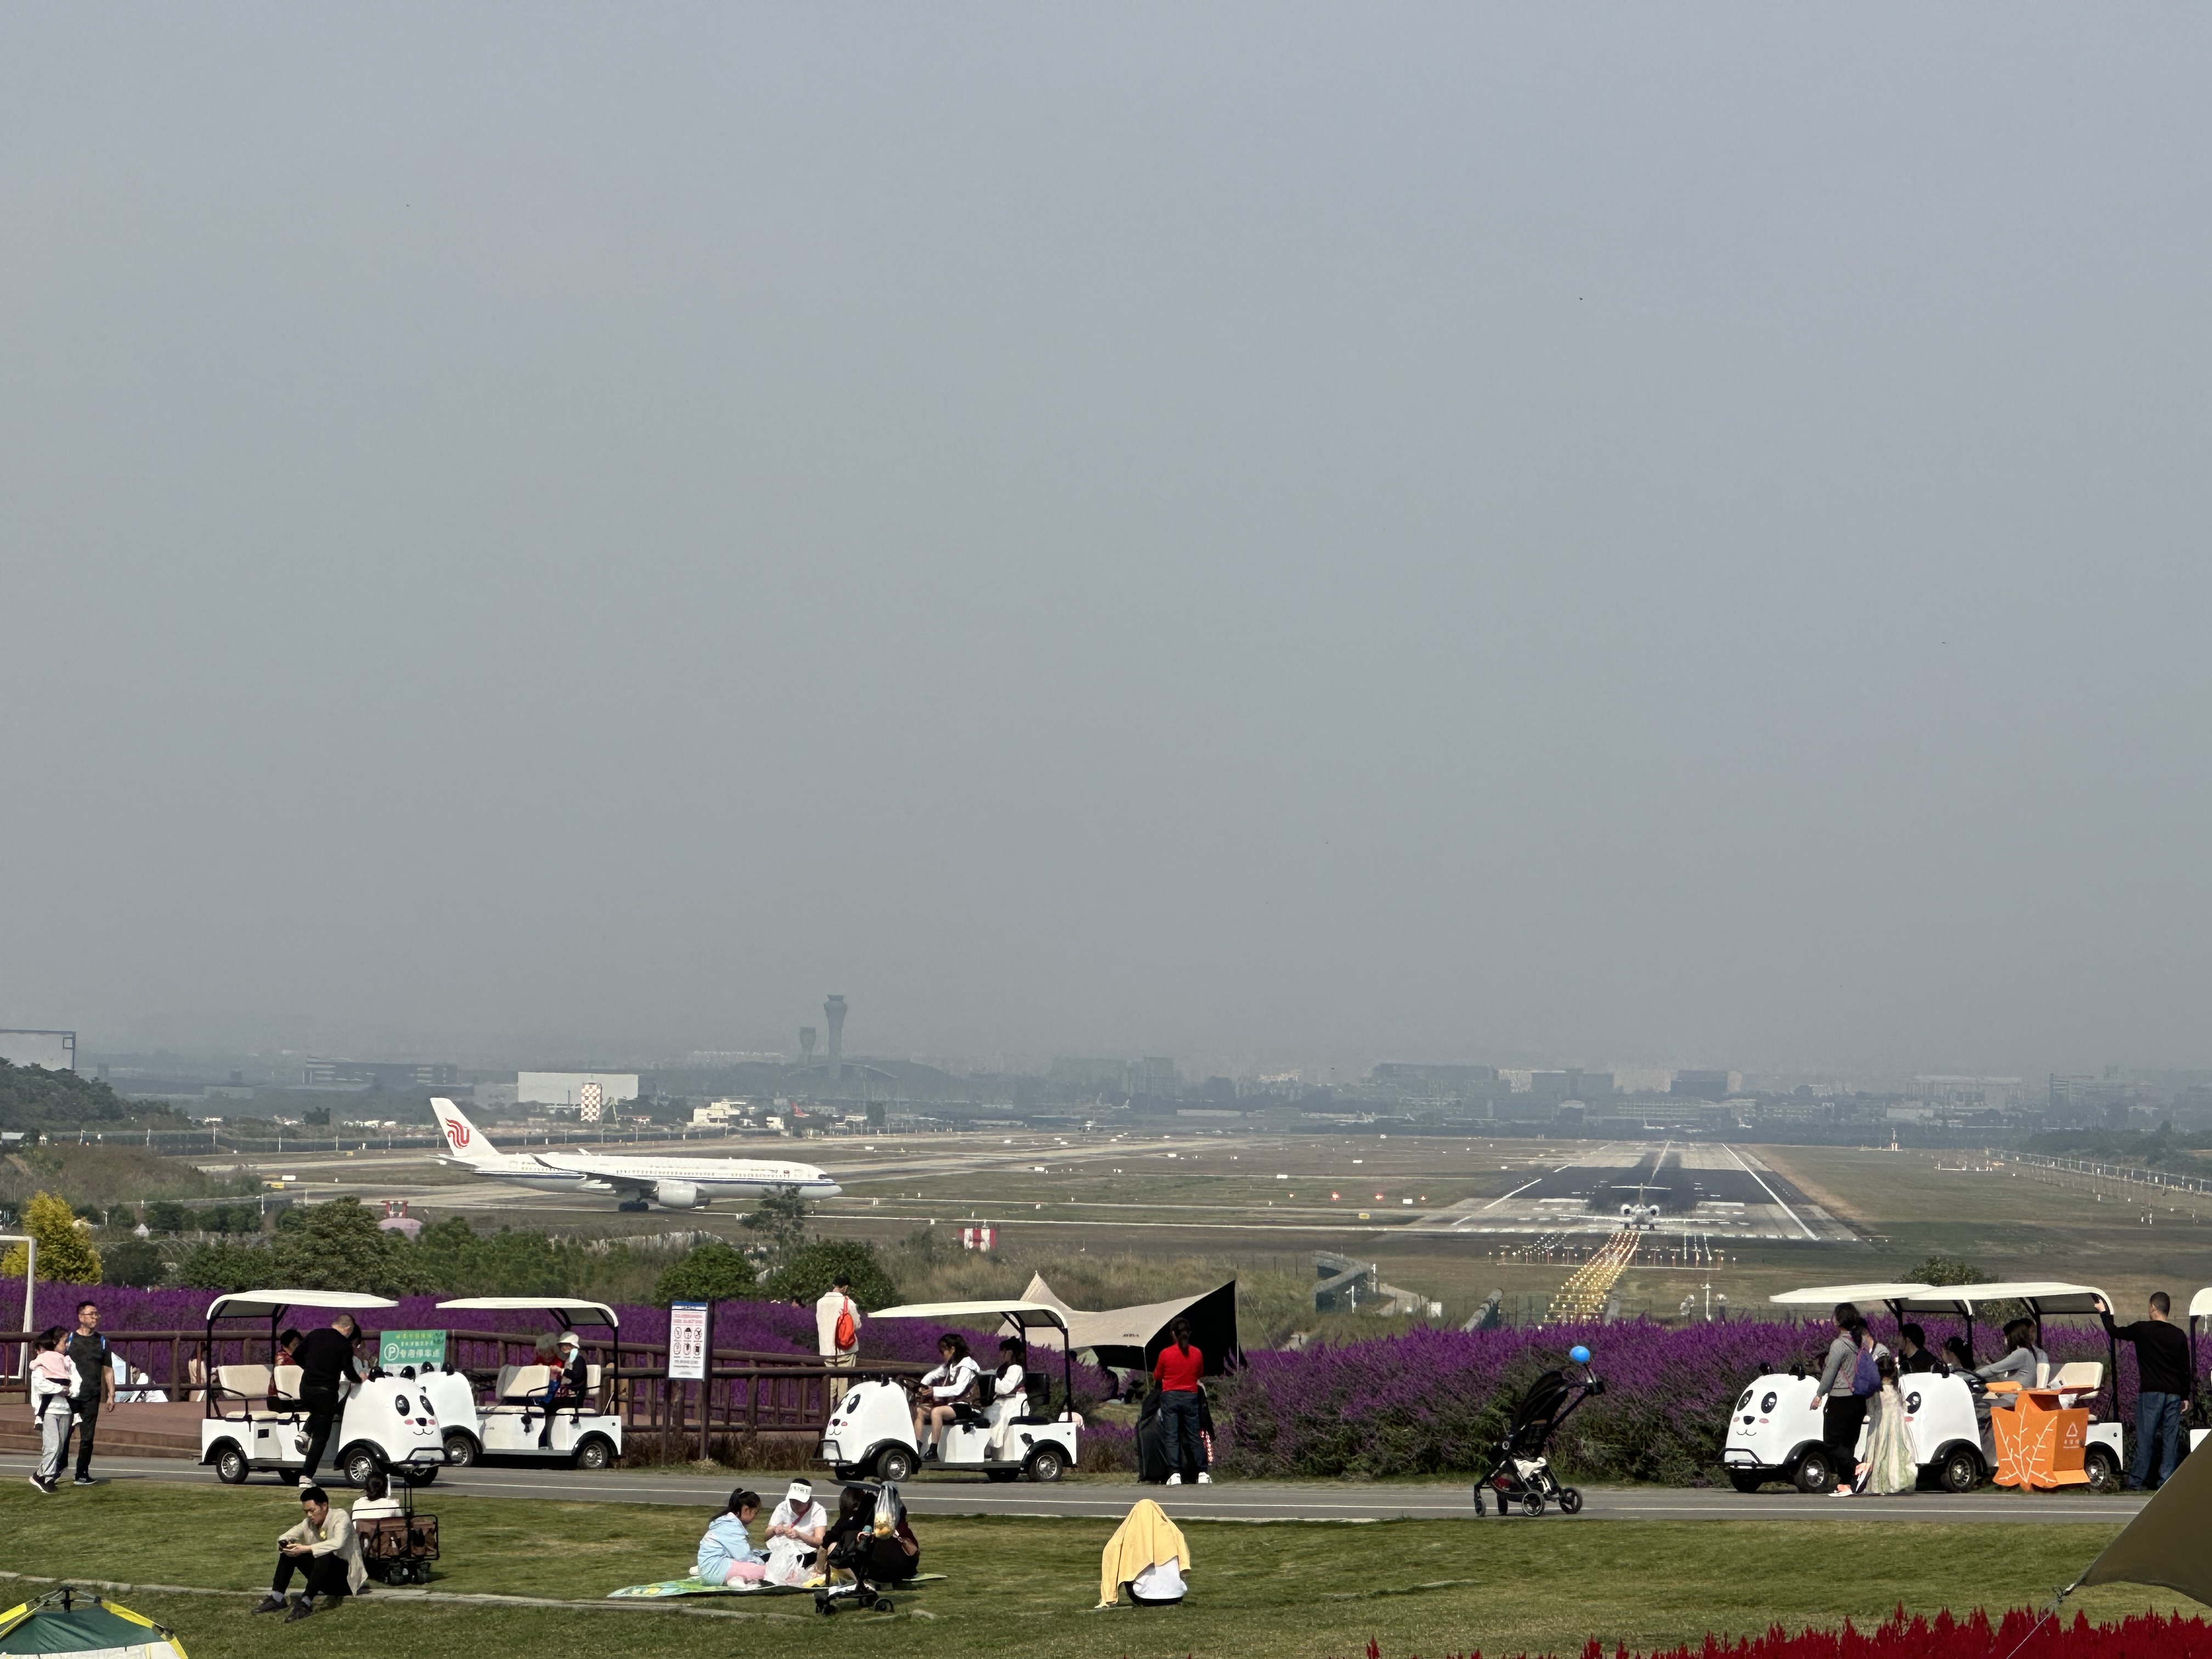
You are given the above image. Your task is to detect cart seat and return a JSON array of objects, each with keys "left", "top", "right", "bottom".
[
  {"left": 2049, "top": 1361, "right": 2102, "bottom": 1405},
  {"left": 273, "top": 1363, "right": 303, "bottom": 1404},
  {"left": 215, "top": 1363, "right": 297, "bottom": 1420},
  {"left": 496, "top": 1364, "right": 555, "bottom": 1406}
]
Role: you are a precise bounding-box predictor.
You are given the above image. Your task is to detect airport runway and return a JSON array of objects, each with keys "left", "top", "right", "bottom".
[{"left": 38, "top": 1455, "right": 2147, "bottom": 1524}]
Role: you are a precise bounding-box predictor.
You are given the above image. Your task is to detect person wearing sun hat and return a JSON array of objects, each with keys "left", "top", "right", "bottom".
[{"left": 761, "top": 1479, "right": 828, "bottom": 1585}]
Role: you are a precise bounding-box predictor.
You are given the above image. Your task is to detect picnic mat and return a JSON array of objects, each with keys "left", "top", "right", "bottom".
[{"left": 608, "top": 1574, "right": 945, "bottom": 1600}]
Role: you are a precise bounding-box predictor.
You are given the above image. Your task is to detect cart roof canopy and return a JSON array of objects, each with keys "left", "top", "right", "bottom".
[
  {"left": 0, "top": 1590, "right": 189, "bottom": 1656},
  {"left": 206, "top": 1290, "right": 399, "bottom": 1321},
  {"left": 2192, "top": 1288, "right": 2212, "bottom": 1321},
  {"left": 1022, "top": 1274, "right": 1242, "bottom": 1376},
  {"left": 1769, "top": 1282, "right": 1937, "bottom": 1307},
  {"left": 1895, "top": 1282, "right": 2113, "bottom": 1317},
  {"left": 434, "top": 1297, "right": 619, "bottom": 1328},
  {"left": 870, "top": 1300, "right": 1070, "bottom": 1333}
]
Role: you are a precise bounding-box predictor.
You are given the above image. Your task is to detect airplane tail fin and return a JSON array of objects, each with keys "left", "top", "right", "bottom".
[{"left": 432, "top": 1098, "right": 499, "bottom": 1166}]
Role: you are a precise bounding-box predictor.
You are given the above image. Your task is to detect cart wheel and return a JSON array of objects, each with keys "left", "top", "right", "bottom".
[
  {"left": 1025, "top": 1446, "right": 1066, "bottom": 1483},
  {"left": 1792, "top": 1448, "right": 1836, "bottom": 1495},
  {"left": 443, "top": 1432, "right": 478, "bottom": 1468},
  {"left": 215, "top": 1446, "right": 250, "bottom": 1485},
  {"left": 2086, "top": 1448, "right": 2121, "bottom": 1493},
  {"left": 342, "top": 1446, "right": 381, "bottom": 1487},
  {"left": 1559, "top": 1488, "right": 1583, "bottom": 1515},
  {"left": 1938, "top": 1447, "right": 1981, "bottom": 1493},
  {"left": 1521, "top": 1492, "right": 1544, "bottom": 1517},
  {"left": 1728, "top": 1470, "right": 1764, "bottom": 1494},
  {"left": 1471, "top": 1486, "right": 1485, "bottom": 1516},
  {"left": 817, "top": 1598, "right": 838, "bottom": 1616},
  {"left": 985, "top": 1468, "right": 1020, "bottom": 1482},
  {"left": 874, "top": 1598, "right": 894, "bottom": 1615}
]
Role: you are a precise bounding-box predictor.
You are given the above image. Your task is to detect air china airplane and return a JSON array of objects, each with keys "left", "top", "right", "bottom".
[{"left": 433, "top": 1100, "right": 842, "bottom": 1211}]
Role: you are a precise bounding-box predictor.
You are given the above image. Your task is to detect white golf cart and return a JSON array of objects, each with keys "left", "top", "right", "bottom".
[
  {"left": 1897, "top": 1282, "right": 2124, "bottom": 1492},
  {"left": 817, "top": 1300, "right": 1081, "bottom": 1485},
  {"left": 199, "top": 1290, "right": 447, "bottom": 1488},
  {"left": 2174, "top": 1287, "right": 2212, "bottom": 1454},
  {"left": 427, "top": 1297, "right": 624, "bottom": 1470},
  {"left": 1723, "top": 1282, "right": 1947, "bottom": 1494},
  {"left": 1720, "top": 1279, "right": 2121, "bottom": 1494}
]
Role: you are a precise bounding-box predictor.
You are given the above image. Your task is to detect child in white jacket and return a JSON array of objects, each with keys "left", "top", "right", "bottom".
[{"left": 27, "top": 1327, "right": 81, "bottom": 1495}]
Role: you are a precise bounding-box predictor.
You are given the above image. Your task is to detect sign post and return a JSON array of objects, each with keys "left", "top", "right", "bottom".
[
  {"left": 669, "top": 1300, "right": 712, "bottom": 1460},
  {"left": 377, "top": 1329, "right": 448, "bottom": 1371}
]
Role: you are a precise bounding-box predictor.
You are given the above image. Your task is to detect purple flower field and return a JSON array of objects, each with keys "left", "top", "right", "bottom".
[{"left": 1215, "top": 1314, "right": 2145, "bottom": 1483}]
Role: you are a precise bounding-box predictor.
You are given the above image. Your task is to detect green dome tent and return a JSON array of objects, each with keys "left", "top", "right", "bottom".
[{"left": 0, "top": 1590, "right": 189, "bottom": 1657}]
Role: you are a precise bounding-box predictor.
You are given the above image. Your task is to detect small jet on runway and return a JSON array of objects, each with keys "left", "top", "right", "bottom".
[{"left": 433, "top": 1100, "right": 842, "bottom": 1211}]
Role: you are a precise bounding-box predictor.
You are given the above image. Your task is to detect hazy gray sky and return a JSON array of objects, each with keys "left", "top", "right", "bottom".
[{"left": 5, "top": 8, "right": 2209, "bottom": 1074}]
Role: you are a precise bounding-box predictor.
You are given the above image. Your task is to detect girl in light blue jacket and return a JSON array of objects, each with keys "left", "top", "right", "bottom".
[{"left": 696, "top": 1489, "right": 766, "bottom": 1585}]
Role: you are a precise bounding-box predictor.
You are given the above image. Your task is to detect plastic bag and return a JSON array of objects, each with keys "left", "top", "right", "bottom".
[{"left": 872, "top": 1481, "right": 904, "bottom": 1538}]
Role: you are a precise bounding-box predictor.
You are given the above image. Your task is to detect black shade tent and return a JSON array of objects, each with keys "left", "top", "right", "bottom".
[{"left": 1020, "top": 1275, "right": 1241, "bottom": 1376}]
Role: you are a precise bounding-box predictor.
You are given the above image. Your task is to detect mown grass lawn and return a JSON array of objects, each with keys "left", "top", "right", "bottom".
[{"left": 1, "top": 1483, "right": 2194, "bottom": 1659}]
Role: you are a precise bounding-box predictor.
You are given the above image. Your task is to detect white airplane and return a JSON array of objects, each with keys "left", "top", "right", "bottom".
[{"left": 433, "top": 1099, "right": 842, "bottom": 1211}]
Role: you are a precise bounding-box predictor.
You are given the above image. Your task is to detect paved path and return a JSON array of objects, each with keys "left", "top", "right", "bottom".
[{"left": 31, "top": 1454, "right": 2147, "bottom": 1524}]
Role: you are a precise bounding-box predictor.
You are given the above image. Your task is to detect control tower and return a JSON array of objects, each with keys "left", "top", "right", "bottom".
[{"left": 823, "top": 995, "right": 848, "bottom": 1085}]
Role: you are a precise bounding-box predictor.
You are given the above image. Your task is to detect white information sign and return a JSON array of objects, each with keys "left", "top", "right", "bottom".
[{"left": 668, "top": 1301, "right": 709, "bottom": 1381}]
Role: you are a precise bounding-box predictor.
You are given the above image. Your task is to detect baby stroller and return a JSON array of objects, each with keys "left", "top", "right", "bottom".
[
  {"left": 355, "top": 1462, "right": 441, "bottom": 1586},
  {"left": 815, "top": 1481, "right": 912, "bottom": 1617},
  {"left": 1471, "top": 1346, "right": 1603, "bottom": 1518}
]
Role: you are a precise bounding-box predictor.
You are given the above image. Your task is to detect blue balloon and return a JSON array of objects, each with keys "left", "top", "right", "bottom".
[{"left": 1568, "top": 1345, "right": 1592, "bottom": 1364}]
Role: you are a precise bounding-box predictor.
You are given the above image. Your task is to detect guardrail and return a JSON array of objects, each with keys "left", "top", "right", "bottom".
[{"left": 2014, "top": 1151, "right": 2212, "bottom": 1196}]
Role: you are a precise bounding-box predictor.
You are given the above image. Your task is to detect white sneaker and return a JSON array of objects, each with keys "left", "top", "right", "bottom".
[
  {"left": 1197, "top": 1472, "right": 1212, "bottom": 1484},
  {"left": 1165, "top": 1473, "right": 1182, "bottom": 1486}
]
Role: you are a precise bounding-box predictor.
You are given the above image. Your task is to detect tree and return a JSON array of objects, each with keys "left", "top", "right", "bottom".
[
  {"left": 267, "top": 1196, "right": 426, "bottom": 1296},
  {"left": 1908, "top": 1256, "right": 1989, "bottom": 1287},
  {"left": 144, "top": 1200, "right": 191, "bottom": 1235},
  {"left": 101, "top": 1239, "right": 166, "bottom": 1288},
  {"left": 1, "top": 1192, "right": 102, "bottom": 1283},
  {"left": 176, "top": 1239, "right": 275, "bottom": 1293},
  {"left": 740, "top": 1184, "right": 810, "bottom": 1266},
  {"left": 652, "top": 1240, "right": 757, "bottom": 1305},
  {"left": 765, "top": 1238, "right": 898, "bottom": 1309}
]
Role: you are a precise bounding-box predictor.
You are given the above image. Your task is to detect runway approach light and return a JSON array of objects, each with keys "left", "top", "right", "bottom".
[
  {"left": 1276, "top": 1173, "right": 1288, "bottom": 1179},
  {"left": 1330, "top": 1190, "right": 1341, "bottom": 1200}
]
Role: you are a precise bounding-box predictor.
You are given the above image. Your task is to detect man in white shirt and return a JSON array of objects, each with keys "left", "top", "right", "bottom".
[{"left": 814, "top": 1271, "right": 862, "bottom": 1403}]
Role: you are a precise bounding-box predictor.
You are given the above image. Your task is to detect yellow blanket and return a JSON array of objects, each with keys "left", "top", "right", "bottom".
[{"left": 1098, "top": 1499, "right": 1190, "bottom": 1607}]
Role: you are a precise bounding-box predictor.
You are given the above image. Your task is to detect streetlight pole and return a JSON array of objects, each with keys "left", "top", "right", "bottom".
[{"left": 2, "top": 1234, "right": 36, "bottom": 1381}]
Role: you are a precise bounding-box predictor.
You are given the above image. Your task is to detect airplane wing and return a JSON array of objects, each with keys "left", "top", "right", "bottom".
[{"left": 533, "top": 1153, "right": 634, "bottom": 1194}]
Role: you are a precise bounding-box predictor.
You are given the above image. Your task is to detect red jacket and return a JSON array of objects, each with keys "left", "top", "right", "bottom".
[{"left": 1153, "top": 1342, "right": 1204, "bottom": 1392}]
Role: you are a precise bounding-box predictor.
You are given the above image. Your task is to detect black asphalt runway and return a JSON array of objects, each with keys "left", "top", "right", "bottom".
[{"left": 36, "top": 1454, "right": 2147, "bottom": 1524}]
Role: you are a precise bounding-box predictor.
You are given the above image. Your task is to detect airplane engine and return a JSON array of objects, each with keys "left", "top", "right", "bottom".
[{"left": 653, "top": 1180, "right": 706, "bottom": 1210}]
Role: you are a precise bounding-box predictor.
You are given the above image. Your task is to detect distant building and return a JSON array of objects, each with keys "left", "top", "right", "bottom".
[
  {"left": 517, "top": 1071, "right": 640, "bottom": 1107},
  {"left": 0, "top": 1030, "right": 76, "bottom": 1071},
  {"left": 1670, "top": 1070, "right": 1734, "bottom": 1101},
  {"left": 691, "top": 1098, "right": 751, "bottom": 1126},
  {"left": 302, "top": 1059, "right": 458, "bottom": 1090},
  {"left": 1048, "top": 1057, "right": 1126, "bottom": 1090},
  {"left": 1128, "top": 1057, "right": 1178, "bottom": 1096},
  {"left": 1370, "top": 1063, "right": 1497, "bottom": 1097}
]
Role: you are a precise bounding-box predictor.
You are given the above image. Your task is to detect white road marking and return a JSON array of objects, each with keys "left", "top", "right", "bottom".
[{"left": 1721, "top": 1143, "right": 1818, "bottom": 1241}]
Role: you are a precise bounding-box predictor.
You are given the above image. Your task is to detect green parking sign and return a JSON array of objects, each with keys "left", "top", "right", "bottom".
[{"left": 379, "top": 1329, "right": 447, "bottom": 1369}]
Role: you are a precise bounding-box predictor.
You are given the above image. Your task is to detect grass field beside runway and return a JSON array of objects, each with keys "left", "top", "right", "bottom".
[
  {"left": 1, "top": 1482, "right": 2194, "bottom": 1659},
  {"left": 188, "top": 1131, "right": 2212, "bottom": 1330}
]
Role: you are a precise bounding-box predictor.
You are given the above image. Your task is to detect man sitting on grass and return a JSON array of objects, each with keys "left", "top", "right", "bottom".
[{"left": 253, "top": 1485, "right": 366, "bottom": 1621}]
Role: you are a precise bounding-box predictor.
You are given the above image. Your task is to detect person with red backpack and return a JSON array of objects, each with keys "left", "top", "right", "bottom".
[
  {"left": 815, "top": 1272, "right": 862, "bottom": 1402},
  {"left": 1810, "top": 1302, "right": 1882, "bottom": 1497}
]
